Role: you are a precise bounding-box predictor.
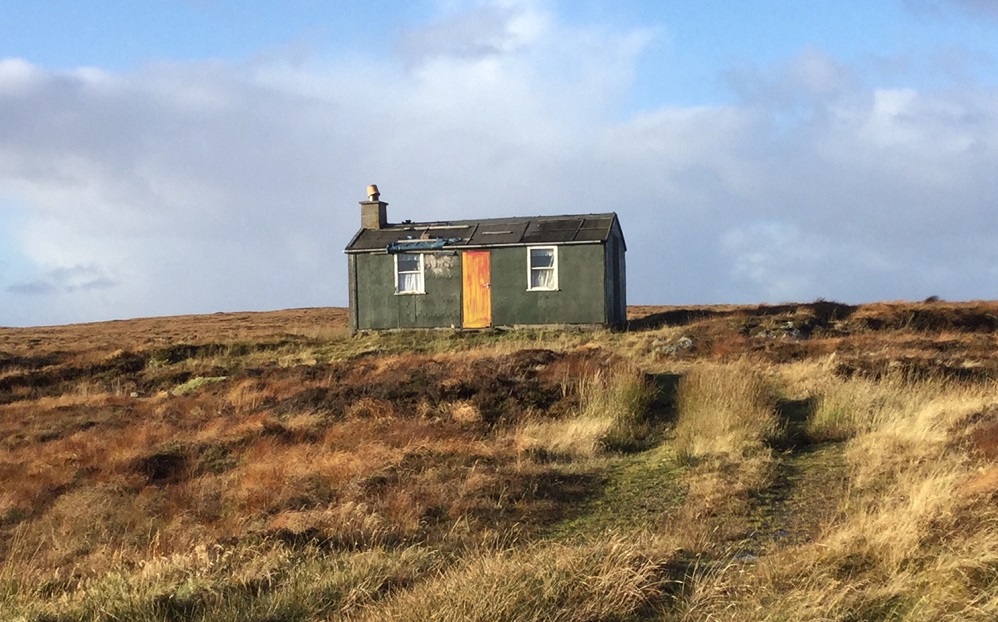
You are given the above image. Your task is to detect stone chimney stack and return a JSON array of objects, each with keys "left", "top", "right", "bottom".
[{"left": 360, "top": 184, "right": 388, "bottom": 230}]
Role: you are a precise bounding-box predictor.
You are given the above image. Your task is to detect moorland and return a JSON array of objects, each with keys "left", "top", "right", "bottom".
[{"left": 2, "top": 300, "right": 998, "bottom": 620}]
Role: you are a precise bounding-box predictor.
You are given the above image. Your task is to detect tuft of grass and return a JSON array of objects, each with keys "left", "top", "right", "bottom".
[
  {"left": 806, "top": 372, "right": 923, "bottom": 442},
  {"left": 356, "top": 534, "right": 667, "bottom": 622},
  {"left": 515, "top": 365, "right": 655, "bottom": 458},
  {"left": 172, "top": 375, "right": 227, "bottom": 396},
  {"left": 673, "top": 360, "right": 780, "bottom": 460},
  {"left": 8, "top": 542, "right": 442, "bottom": 622}
]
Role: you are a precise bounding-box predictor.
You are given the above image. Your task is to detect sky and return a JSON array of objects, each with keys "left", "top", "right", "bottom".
[{"left": 1, "top": 0, "right": 997, "bottom": 327}]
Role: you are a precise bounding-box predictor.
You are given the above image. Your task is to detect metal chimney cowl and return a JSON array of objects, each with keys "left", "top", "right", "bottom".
[{"left": 360, "top": 184, "right": 388, "bottom": 230}]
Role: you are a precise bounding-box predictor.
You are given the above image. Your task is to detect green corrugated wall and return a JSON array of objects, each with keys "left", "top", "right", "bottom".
[
  {"left": 351, "top": 242, "right": 619, "bottom": 330},
  {"left": 354, "top": 252, "right": 462, "bottom": 329},
  {"left": 489, "top": 245, "right": 607, "bottom": 326}
]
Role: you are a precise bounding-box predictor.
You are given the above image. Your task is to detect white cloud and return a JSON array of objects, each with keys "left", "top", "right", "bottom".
[{"left": 1, "top": 2, "right": 998, "bottom": 325}]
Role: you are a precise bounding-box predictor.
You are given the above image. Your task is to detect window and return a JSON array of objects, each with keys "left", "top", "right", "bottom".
[
  {"left": 395, "top": 253, "right": 424, "bottom": 294},
  {"left": 527, "top": 246, "right": 558, "bottom": 290}
]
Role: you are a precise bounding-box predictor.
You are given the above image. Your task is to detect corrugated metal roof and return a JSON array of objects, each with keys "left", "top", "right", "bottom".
[
  {"left": 345, "top": 213, "right": 622, "bottom": 253},
  {"left": 466, "top": 222, "right": 528, "bottom": 246}
]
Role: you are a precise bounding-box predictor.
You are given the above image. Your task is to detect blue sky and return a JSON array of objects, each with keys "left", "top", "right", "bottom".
[{"left": 1, "top": 0, "right": 997, "bottom": 326}]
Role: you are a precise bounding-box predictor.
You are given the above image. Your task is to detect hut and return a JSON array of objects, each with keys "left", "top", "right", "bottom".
[{"left": 344, "top": 185, "right": 626, "bottom": 331}]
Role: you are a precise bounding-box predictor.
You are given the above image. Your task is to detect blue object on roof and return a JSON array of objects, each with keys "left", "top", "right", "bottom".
[{"left": 386, "top": 238, "right": 463, "bottom": 253}]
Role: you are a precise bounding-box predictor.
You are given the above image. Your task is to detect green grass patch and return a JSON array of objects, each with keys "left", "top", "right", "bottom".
[
  {"left": 548, "top": 442, "right": 685, "bottom": 539},
  {"left": 172, "top": 375, "right": 227, "bottom": 395}
]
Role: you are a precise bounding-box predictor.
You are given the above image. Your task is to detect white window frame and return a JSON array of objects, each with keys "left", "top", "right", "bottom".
[
  {"left": 527, "top": 246, "right": 558, "bottom": 291},
  {"left": 394, "top": 253, "right": 425, "bottom": 294}
]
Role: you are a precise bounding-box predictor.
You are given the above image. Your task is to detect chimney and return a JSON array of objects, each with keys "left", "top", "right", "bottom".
[{"left": 360, "top": 184, "right": 388, "bottom": 229}]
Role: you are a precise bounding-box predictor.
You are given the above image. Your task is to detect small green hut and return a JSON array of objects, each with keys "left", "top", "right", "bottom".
[{"left": 344, "top": 186, "right": 626, "bottom": 331}]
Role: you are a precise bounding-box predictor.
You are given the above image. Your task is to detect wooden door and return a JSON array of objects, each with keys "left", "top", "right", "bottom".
[{"left": 462, "top": 251, "right": 491, "bottom": 328}]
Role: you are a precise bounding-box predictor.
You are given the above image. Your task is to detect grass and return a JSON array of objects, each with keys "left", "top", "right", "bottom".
[
  {"left": 4, "top": 301, "right": 998, "bottom": 620},
  {"left": 4, "top": 542, "right": 444, "bottom": 622},
  {"left": 515, "top": 363, "right": 656, "bottom": 458},
  {"left": 171, "top": 375, "right": 227, "bottom": 395},
  {"left": 673, "top": 359, "right": 780, "bottom": 460},
  {"left": 546, "top": 442, "right": 685, "bottom": 538},
  {"left": 660, "top": 366, "right": 998, "bottom": 621},
  {"left": 354, "top": 534, "right": 669, "bottom": 622}
]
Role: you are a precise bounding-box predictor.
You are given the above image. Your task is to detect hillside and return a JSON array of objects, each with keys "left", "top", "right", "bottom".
[{"left": 2, "top": 301, "right": 998, "bottom": 621}]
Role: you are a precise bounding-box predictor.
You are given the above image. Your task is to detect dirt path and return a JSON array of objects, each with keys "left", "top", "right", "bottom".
[
  {"left": 547, "top": 443, "right": 686, "bottom": 539},
  {"left": 546, "top": 438, "right": 849, "bottom": 558},
  {"left": 741, "top": 443, "right": 849, "bottom": 555}
]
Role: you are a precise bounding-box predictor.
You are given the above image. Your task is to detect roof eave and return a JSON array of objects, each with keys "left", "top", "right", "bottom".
[
  {"left": 343, "top": 228, "right": 366, "bottom": 253},
  {"left": 344, "top": 239, "right": 607, "bottom": 254}
]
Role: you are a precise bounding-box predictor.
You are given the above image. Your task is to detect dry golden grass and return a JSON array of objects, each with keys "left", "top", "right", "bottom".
[
  {"left": 663, "top": 364, "right": 998, "bottom": 621},
  {"left": 515, "top": 363, "right": 654, "bottom": 458},
  {"left": 355, "top": 534, "right": 667, "bottom": 622},
  {"left": 0, "top": 307, "right": 349, "bottom": 354},
  {"left": 673, "top": 359, "right": 780, "bottom": 459},
  {"left": 4, "top": 302, "right": 998, "bottom": 620}
]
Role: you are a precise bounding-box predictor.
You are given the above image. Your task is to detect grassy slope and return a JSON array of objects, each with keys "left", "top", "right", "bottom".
[{"left": 2, "top": 301, "right": 998, "bottom": 620}]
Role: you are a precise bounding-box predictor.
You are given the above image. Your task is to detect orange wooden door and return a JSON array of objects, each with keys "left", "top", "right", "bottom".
[{"left": 462, "top": 251, "right": 491, "bottom": 328}]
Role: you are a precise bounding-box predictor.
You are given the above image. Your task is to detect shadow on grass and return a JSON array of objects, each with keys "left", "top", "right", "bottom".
[
  {"left": 647, "top": 373, "right": 682, "bottom": 425},
  {"left": 626, "top": 301, "right": 858, "bottom": 332},
  {"left": 773, "top": 396, "right": 819, "bottom": 450}
]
